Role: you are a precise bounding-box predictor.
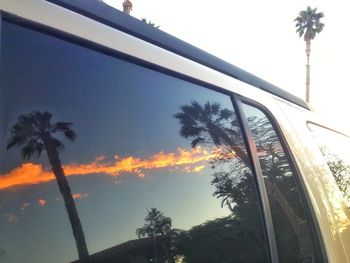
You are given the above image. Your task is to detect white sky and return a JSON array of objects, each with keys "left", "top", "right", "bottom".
[{"left": 104, "top": 0, "right": 350, "bottom": 133}]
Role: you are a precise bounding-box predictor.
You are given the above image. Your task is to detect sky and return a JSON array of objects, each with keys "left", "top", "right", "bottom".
[
  {"left": 104, "top": 0, "right": 350, "bottom": 133},
  {"left": 1, "top": 21, "right": 240, "bottom": 262}
]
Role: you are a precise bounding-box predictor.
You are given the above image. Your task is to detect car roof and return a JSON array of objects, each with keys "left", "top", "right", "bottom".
[{"left": 46, "top": 0, "right": 309, "bottom": 110}]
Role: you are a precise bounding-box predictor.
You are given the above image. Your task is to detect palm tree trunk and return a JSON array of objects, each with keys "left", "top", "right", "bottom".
[
  {"left": 43, "top": 137, "right": 90, "bottom": 262},
  {"left": 208, "top": 123, "right": 250, "bottom": 167},
  {"left": 266, "top": 181, "right": 311, "bottom": 261},
  {"left": 305, "top": 40, "right": 311, "bottom": 103}
]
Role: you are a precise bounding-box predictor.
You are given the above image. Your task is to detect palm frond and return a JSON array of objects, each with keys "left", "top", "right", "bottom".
[
  {"left": 21, "top": 144, "right": 37, "bottom": 160},
  {"left": 35, "top": 142, "right": 44, "bottom": 157},
  {"left": 191, "top": 137, "right": 205, "bottom": 148},
  {"left": 52, "top": 122, "right": 76, "bottom": 141},
  {"left": 179, "top": 126, "right": 204, "bottom": 138},
  {"left": 33, "top": 111, "right": 52, "bottom": 131},
  {"left": 210, "top": 103, "right": 221, "bottom": 115},
  {"left": 7, "top": 110, "right": 77, "bottom": 161},
  {"left": 51, "top": 137, "right": 64, "bottom": 151},
  {"left": 219, "top": 108, "right": 234, "bottom": 120},
  {"left": 7, "top": 114, "right": 38, "bottom": 150},
  {"left": 294, "top": 6, "right": 324, "bottom": 41},
  {"left": 204, "top": 102, "right": 212, "bottom": 115},
  {"left": 7, "top": 135, "right": 27, "bottom": 150},
  {"left": 19, "top": 139, "right": 44, "bottom": 159},
  {"left": 178, "top": 103, "right": 201, "bottom": 120}
]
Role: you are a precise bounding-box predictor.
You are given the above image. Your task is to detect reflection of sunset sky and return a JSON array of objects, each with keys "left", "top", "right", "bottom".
[
  {"left": 1, "top": 21, "right": 234, "bottom": 262},
  {"left": 0, "top": 147, "right": 215, "bottom": 189}
]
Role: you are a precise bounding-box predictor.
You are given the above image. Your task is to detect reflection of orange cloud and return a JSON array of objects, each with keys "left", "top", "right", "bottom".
[
  {"left": 0, "top": 163, "right": 54, "bottom": 189},
  {"left": 183, "top": 165, "right": 206, "bottom": 173},
  {"left": 72, "top": 193, "right": 89, "bottom": 200},
  {"left": 21, "top": 203, "right": 31, "bottom": 211},
  {"left": 0, "top": 147, "right": 231, "bottom": 190},
  {"left": 38, "top": 199, "right": 47, "bottom": 206}
]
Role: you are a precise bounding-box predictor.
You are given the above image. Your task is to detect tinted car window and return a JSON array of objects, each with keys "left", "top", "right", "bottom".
[
  {"left": 0, "top": 21, "right": 268, "bottom": 263},
  {"left": 308, "top": 123, "right": 350, "bottom": 207},
  {"left": 242, "top": 104, "right": 317, "bottom": 262}
]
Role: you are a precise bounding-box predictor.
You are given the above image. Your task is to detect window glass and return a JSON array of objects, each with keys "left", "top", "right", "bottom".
[
  {"left": 242, "top": 104, "right": 317, "bottom": 263},
  {"left": 308, "top": 123, "right": 350, "bottom": 207},
  {"left": 0, "top": 21, "right": 268, "bottom": 263}
]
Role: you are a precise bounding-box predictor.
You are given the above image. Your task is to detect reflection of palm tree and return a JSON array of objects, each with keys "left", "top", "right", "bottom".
[
  {"left": 246, "top": 115, "right": 311, "bottom": 260},
  {"left": 136, "top": 208, "right": 175, "bottom": 263},
  {"left": 174, "top": 101, "right": 249, "bottom": 166},
  {"left": 7, "top": 111, "right": 89, "bottom": 262},
  {"left": 136, "top": 208, "right": 172, "bottom": 238},
  {"left": 175, "top": 101, "right": 312, "bottom": 261}
]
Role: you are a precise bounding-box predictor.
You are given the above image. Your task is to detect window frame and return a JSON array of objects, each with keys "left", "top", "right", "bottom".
[
  {"left": 238, "top": 97, "right": 327, "bottom": 263},
  {"left": 307, "top": 121, "right": 350, "bottom": 205},
  {"left": 0, "top": 12, "right": 326, "bottom": 262}
]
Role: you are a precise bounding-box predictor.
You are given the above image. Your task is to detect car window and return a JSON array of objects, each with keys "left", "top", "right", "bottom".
[
  {"left": 308, "top": 123, "right": 350, "bottom": 207},
  {"left": 0, "top": 20, "right": 269, "bottom": 263},
  {"left": 242, "top": 103, "right": 318, "bottom": 263}
]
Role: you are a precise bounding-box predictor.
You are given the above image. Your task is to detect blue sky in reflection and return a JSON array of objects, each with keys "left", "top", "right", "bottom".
[{"left": 0, "top": 21, "right": 234, "bottom": 262}]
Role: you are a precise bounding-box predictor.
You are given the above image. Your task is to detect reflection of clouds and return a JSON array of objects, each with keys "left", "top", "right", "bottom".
[
  {"left": 0, "top": 163, "right": 54, "bottom": 189},
  {"left": 72, "top": 193, "right": 89, "bottom": 200},
  {"left": 114, "top": 180, "right": 123, "bottom": 185},
  {"left": 0, "top": 147, "right": 226, "bottom": 189},
  {"left": 21, "top": 202, "right": 31, "bottom": 211},
  {"left": 56, "top": 192, "right": 89, "bottom": 202},
  {"left": 4, "top": 213, "right": 18, "bottom": 223},
  {"left": 183, "top": 165, "right": 205, "bottom": 173},
  {"left": 38, "top": 199, "right": 47, "bottom": 206}
]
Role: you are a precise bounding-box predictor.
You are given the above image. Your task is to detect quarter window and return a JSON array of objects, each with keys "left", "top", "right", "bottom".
[
  {"left": 308, "top": 123, "right": 350, "bottom": 207},
  {"left": 242, "top": 104, "right": 318, "bottom": 262}
]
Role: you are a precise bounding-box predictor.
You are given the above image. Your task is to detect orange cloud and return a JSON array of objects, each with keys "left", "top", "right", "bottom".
[
  {"left": 0, "top": 163, "right": 54, "bottom": 190},
  {"left": 0, "top": 147, "right": 231, "bottom": 190},
  {"left": 72, "top": 193, "right": 89, "bottom": 200},
  {"left": 38, "top": 199, "right": 47, "bottom": 206}
]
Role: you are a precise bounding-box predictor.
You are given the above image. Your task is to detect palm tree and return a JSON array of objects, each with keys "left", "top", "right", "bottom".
[
  {"left": 175, "top": 101, "right": 313, "bottom": 261},
  {"left": 122, "top": 0, "right": 132, "bottom": 15},
  {"left": 136, "top": 208, "right": 172, "bottom": 238},
  {"left": 141, "top": 18, "right": 160, "bottom": 28},
  {"left": 7, "top": 111, "right": 89, "bottom": 262},
  {"left": 136, "top": 208, "right": 175, "bottom": 263},
  {"left": 174, "top": 101, "right": 250, "bottom": 166},
  {"left": 294, "top": 6, "right": 324, "bottom": 103}
]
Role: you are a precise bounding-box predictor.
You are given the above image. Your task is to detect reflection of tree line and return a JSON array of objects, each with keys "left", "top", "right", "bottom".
[
  {"left": 244, "top": 110, "right": 312, "bottom": 262},
  {"left": 7, "top": 101, "right": 313, "bottom": 262},
  {"left": 321, "top": 148, "right": 350, "bottom": 207},
  {"left": 173, "top": 101, "right": 313, "bottom": 262}
]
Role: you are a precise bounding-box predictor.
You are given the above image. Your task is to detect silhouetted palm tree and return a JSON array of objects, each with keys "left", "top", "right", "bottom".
[
  {"left": 122, "top": 0, "right": 132, "bottom": 15},
  {"left": 136, "top": 208, "right": 172, "bottom": 238},
  {"left": 136, "top": 208, "right": 175, "bottom": 263},
  {"left": 7, "top": 111, "right": 89, "bottom": 262},
  {"left": 174, "top": 101, "right": 250, "bottom": 166},
  {"left": 141, "top": 18, "right": 160, "bottom": 28},
  {"left": 294, "top": 6, "right": 324, "bottom": 102},
  {"left": 175, "top": 101, "right": 313, "bottom": 261}
]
